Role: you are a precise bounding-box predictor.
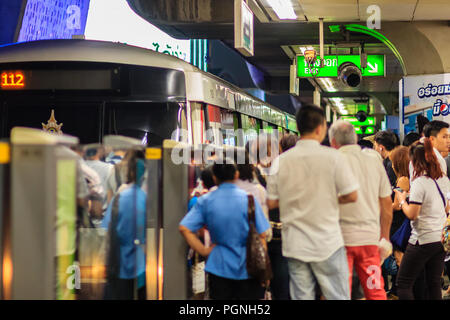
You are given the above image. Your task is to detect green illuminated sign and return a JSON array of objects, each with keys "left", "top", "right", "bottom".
[
  {"left": 341, "top": 116, "right": 375, "bottom": 126},
  {"left": 297, "top": 55, "right": 385, "bottom": 78},
  {"left": 354, "top": 126, "right": 375, "bottom": 135}
]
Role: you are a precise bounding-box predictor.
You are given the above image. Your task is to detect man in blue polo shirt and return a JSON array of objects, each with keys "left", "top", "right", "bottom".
[{"left": 179, "top": 160, "right": 270, "bottom": 300}]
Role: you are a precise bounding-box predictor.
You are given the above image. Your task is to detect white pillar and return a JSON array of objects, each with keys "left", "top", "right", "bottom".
[{"left": 326, "top": 104, "right": 331, "bottom": 122}]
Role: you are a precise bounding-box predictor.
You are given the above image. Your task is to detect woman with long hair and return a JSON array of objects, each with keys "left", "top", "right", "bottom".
[
  {"left": 394, "top": 138, "right": 450, "bottom": 300},
  {"left": 102, "top": 149, "right": 147, "bottom": 300}
]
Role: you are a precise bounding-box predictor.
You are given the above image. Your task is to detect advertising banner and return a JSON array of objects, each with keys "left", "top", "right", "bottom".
[
  {"left": 402, "top": 73, "right": 450, "bottom": 124},
  {"left": 17, "top": 0, "right": 91, "bottom": 42}
]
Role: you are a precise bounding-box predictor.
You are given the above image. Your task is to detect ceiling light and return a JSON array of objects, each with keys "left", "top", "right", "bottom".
[
  {"left": 330, "top": 98, "right": 348, "bottom": 115},
  {"left": 318, "top": 78, "right": 337, "bottom": 92},
  {"left": 267, "top": 0, "right": 297, "bottom": 20}
]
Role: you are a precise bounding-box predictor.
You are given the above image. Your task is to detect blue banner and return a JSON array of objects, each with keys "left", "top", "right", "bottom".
[{"left": 17, "top": 0, "right": 90, "bottom": 42}]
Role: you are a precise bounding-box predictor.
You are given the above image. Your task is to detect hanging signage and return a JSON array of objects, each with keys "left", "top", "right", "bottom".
[
  {"left": 402, "top": 73, "right": 450, "bottom": 125},
  {"left": 297, "top": 54, "right": 385, "bottom": 78},
  {"left": 290, "top": 64, "right": 299, "bottom": 96},
  {"left": 234, "top": 0, "right": 254, "bottom": 57},
  {"left": 341, "top": 115, "right": 375, "bottom": 126},
  {"left": 354, "top": 126, "right": 375, "bottom": 135}
]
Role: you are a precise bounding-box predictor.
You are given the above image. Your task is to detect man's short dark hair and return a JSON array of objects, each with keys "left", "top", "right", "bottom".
[
  {"left": 374, "top": 130, "right": 397, "bottom": 151},
  {"left": 403, "top": 131, "right": 420, "bottom": 147},
  {"left": 212, "top": 160, "right": 237, "bottom": 183},
  {"left": 200, "top": 166, "right": 216, "bottom": 190},
  {"left": 295, "top": 104, "right": 325, "bottom": 135},
  {"left": 423, "top": 120, "right": 449, "bottom": 138},
  {"left": 358, "top": 139, "right": 373, "bottom": 149},
  {"left": 236, "top": 152, "right": 254, "bottom": 181}
]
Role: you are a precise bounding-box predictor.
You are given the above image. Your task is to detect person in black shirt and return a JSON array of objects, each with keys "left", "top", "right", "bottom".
[
  {"left": 374, "top": 130, "right": 398, "bottom": 187},
  {"left": 373, "top": 130, "right": 400, "bottom": 297}
]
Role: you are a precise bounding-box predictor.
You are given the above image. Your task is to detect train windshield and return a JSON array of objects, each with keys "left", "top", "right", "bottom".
[{"left": 1, "top": 101, "right": 182, "bottom": 146}]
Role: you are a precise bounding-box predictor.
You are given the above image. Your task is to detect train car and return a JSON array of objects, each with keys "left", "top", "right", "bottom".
[{"left": 0, "top": 40, "right": 298, "bottom": 146}]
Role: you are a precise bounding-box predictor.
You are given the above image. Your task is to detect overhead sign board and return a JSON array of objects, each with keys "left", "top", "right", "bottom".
[
  {"left": 234, "top": 0, "right": 254, "bottom": 57},
  {"left": 355, "top": 126, "right": 375, "bottom": 135},
  {"left": 340, "top": 115, "right": 375, "bottom": 127},
  {"left": 297, "top": 55, "right": 385, "bottom": 78}
]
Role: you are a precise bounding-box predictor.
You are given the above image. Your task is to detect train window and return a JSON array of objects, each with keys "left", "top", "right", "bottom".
[
  {"left": 105, "top": 102, "right": 180, "bottom": 146},
  {"left": 220, "top": 109, "right": 235, "bottom": 146},
  {"left": 206, "top": 105, "right": 222, "bottom": 145},
  {"left": 241, "top": 114, "right": 259, "bottom": 146},
  {"left": 190, "top": 102, "right": 206, "bottom": 145},
  {"left": 3, "top": 102, "right": 102, "bottom": 144}
]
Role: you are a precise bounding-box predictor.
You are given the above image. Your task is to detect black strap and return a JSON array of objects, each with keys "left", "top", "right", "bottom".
[
  {"left": 432, "top": 179, "right": 447, "bottom": 210},
  {"left": 107, "top": 194, "right": 121, "bottom": 279},
  {"left": 247, "top": 194, "right": 256, "bottom": 224},
  {"left": 115, "top": 164, "right": 122, "bottom": 191}
]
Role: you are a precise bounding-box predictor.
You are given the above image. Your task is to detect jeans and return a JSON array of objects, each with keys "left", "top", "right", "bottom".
[
  {"left": 287, "top": 246, "right": 350, "bottom": 300},
  {"left": 268, "top": 240, "right": 290, "bottom": 300},
  {"left": 396, "top": 241, "right": 445, "bottom": 300}
]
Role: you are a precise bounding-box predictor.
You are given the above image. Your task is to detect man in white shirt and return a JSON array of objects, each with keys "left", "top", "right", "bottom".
[
  {"left": 329, "top": 120, "right": 393, "bottom": 300},
  {"left": 267, "top": 104, "right": 359, "bottom": 300},
  {"left": 409, "top": 120, "right": 450, "bottom": 181},
  {"left": 84, "top": 145, "right": 113, "bottom": 209}
]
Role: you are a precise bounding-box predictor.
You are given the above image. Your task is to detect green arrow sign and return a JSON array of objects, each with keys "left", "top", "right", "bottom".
[{"left": 297, "top": 55, "right": 385, "bottom": 78}]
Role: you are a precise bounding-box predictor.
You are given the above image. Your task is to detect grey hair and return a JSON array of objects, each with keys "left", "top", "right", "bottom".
[{"left": 328, "top": 119, "right": 357, "bottom": 146}]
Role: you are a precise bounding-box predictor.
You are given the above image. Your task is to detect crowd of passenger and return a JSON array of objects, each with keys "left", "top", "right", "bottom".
[
  {"left": 179, "top": 104, "right": 450, "bottom": 300},
  {"left": 65, "top": 104, "right": 450, "bottom": 301}
]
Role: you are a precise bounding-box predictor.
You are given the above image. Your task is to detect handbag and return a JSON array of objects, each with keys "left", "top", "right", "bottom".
[
  {"left": 432, "top": 180, "right": 450, "bottom": 252},
  {"left": 391, "top": 218, "right": 412, "bottom": 252},
  {"left": 246, "top": 195, "right": 272, "bottom": 282},
  {"left": 106, "top": 195, "right": 121, "bottom": 279}
]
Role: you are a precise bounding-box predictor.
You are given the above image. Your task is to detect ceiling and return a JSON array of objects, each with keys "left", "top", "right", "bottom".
[
  {"left": 126, "top": 0, "right": 449, "bottom": 116},
  {"left": 258, "top": 0, "right": 450, "bottom": 22}
]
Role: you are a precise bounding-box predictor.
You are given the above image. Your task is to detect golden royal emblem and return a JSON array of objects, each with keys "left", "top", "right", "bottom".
[{"left": 42, "top": 109, "right": 63, "bottom": 135}]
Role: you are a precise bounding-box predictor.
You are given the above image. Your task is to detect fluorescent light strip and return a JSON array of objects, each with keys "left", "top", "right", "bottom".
[
  {"left": 267, "top": 0, "right": 297, "bottom": 20},
  {"left": 318, "top": 78, "right": 337, "bottom": 92},
  {"left": 330, "top": 98, "right": 348, "bottom": 115}
]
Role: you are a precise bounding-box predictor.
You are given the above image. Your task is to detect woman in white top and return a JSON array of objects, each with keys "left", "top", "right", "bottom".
[
  {"left": 394, "top": 138, "right": 450, "bottom": 300},
  {"left": 234, "top": 153, "right": 270, "bottom": 240}
]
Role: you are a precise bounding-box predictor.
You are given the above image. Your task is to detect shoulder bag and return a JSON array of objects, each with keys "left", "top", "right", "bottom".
[
  {"left": 246, "top": 195, "right": 272, "bottom": 282},
  {"left": 432, "top": 180, "right": 450, "bottom": 252}
]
